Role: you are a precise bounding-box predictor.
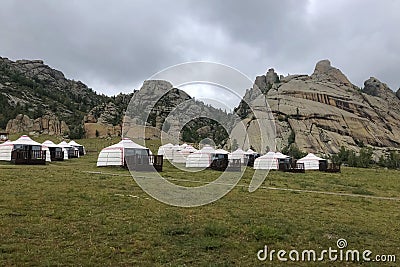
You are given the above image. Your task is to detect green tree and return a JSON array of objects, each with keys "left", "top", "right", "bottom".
[{"left": 282, "top": 144, "right": 306, "bottom": 159}]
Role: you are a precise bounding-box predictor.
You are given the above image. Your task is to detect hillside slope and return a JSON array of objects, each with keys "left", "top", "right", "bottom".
[{"left": 0, "top": 57, "right": 109, "bottom": 137}]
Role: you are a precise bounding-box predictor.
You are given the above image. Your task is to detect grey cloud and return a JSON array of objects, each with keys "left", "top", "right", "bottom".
[{"left": 0, "top": 0, "right": 399, "bottom": 96}]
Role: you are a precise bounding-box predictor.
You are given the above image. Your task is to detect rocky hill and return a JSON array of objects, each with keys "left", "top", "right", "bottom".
[
  {"left": 123, "top": 80, "right": 236, "bottom": 146},
  {"left": 236, "top": 60, "right": 400, "bottom": 156},
  {"left": 2, "top": 56, "right": 399, "bottom": 157},
  {"left": 0, "top": 57, "right": 112, "bottom": 137}
]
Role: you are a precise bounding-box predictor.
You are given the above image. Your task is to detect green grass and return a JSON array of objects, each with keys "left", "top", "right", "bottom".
[{"left": 0, "top": 137, "right": 400, "bottom": 266}]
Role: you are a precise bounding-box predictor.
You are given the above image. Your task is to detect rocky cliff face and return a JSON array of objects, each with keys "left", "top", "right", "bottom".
[
  {"left": 0, "top": 57, "right": 109, "bottom": 137},
  {"left": 238, "top": 60, "right": 400, "bottom": 155},
  {"left": 6, "top": 114, "right": 69, "bottom": 135}
]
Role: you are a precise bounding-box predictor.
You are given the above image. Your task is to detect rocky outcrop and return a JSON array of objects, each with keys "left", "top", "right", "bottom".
[
  {"left": 237, "top": 60, "right": 400, "bottom": 155},
  {"left": 83, "top": 102, "right": 122, "bottom": 138},
  {"left": 123, "top": 80, "right": 236, "bottom": 144},
  {"left": 397, "top": 88, "right": 400, "bottom": 99},
  {"left": 84, "top": 102, "right": 119, "bottom": 125},
  {"left": 6, "top": 114, "right": 69, "bottom": 135},
  {"left": 363, "top": 77, "right": 394, "bottom": 98},
  {"left": 311, "top": 59, "right": 353, "bottom": 87},
  {"left": 83, "top": 123, "right": 121, "bottom": 138},
  {"left": 254, "top": 68, "right": 280, "bottom": 94},
  {"left": 0, "top": 57, "right": 109, "bottom": 138}
]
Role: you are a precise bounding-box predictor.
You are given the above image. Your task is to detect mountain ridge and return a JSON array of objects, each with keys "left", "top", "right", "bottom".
[{"left": 1, "top": 56, "right": 400, "bottom": 157}]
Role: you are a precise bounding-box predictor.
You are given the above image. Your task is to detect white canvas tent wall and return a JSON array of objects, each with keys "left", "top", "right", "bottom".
[
  {"left": 172, "top": 145, "right": 197, "bottom": 163},
  {"left": 97, "top": 138, "right": 150, "bottom": 167},
  {"left": 0, "top": 140, "right": 13, "bottom": 161},
  {"left": 297, "top": 153, "right": 326, "bottom": 170},
  {"left": 185, "top": 145, "right": 215, "bottom": 168},
  {"left": 0, "top": 135, "right": 51, "bottom": 162},
  {"left": 254, "top": 152, "right": 290, "bottom": 170},
  {"left": 68, "top": 140, "right": 86, "bottom": 155},
  {"left": 43, "top": 140, "right": 69, "bottom": 160},
  {"left": 157, "top": 143, "right": 174, "bottom": 160},
  {"left": 229, "top": 148, "right": 248, "bottom": 164}
]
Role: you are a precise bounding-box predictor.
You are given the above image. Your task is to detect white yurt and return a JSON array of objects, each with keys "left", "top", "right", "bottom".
[
  {"left": 97, "top": 138, "right": 150, "bottom": 167},
  {"left": 185, "top": 145, "right": 215, "bottom": 168},
  {"left": 0, "top": 135, "right": 51, "bottom": 163},
  {"left": 42, "top": 140, "right": 69, "bottom": 160},
  {"left": 0, "top": 140, "right": 13, "bottom": 161},
  {"left": 297, "top": 153, "right": 326, "bottom": 170},
  {"left": 68, "top": 140, "right": 86, "bottom": 156},
  {"left": 229, "top": 148, "right": 248, "bottom": 164},
  {"left": 157, "top": 143, "right": 174, "bottom": 160},
  {"left": 58, "top": 141, "right": 79, "bottom": 158},
  {"left": 254, "top": 151, "right": 290, "bottom": 170},
  {"left": 172, "top": 145, "right": 198, "bottom": 163}
]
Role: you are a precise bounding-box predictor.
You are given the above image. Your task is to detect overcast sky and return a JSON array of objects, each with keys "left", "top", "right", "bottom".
[{"left": 1, "top": 0, "right": 399, "bottom": 104}]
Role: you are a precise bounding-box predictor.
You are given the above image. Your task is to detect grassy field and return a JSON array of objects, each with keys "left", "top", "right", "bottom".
[{"left": 0, "top": 137, "right": 399, "bottom": 266}]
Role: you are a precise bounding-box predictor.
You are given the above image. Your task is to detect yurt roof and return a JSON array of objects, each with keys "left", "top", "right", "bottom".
[
  {"left": 0, "top": 140, "right": 12, "bottom": 145},
  {"left": 160, "top": 143, "right": 174, "bottom": 148},
  {"left": 274, "top": 152, "right": 290, "bottom": 159},
  {"left": 257, "top": 151, "right": 275, "bottom": 159},
  {"left": 68, "top": 140, "right": 83, "bottom": 147},
  {"left": 298, "top": 153, "right": 325, "bottom": 161},
  {"left": 215, "top": 149, "right": 229, "bottom": 154},
  {"left": 106, "top": 138, "right": 148, "bottom": 150},
  {"left": 231, "top": 148, "right": 246, "bottom": 155},
  {"left": 12, "top": 135, "right": 42, "bottom": 146},
  {"left": 245, "top": 148, "right": 257, "bottom": 155},
  {"left": 42, "top": 140, "right": 60, "bottom": 147},
  {"left": 58, "top": 141, "right": 73, "bottom": 147},
  {"left": 200, "top": 145, "right": 215, "bottom": 154}
]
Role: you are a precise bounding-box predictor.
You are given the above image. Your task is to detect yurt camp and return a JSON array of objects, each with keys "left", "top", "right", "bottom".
[
  {"left": 297, "top": 153, "right": 327, "bottom": 170},
  {"left": 68, "top": 140, "right": 86, "bottom": 156},
  {"left": 97, "top": 138, "right": 163, "bottom": 171},
  {"left": 42, "top": 140, "right": 68, "bottom": 161},
  {"left": 0, "top": 135, "right": 50, "bottom": 164}
]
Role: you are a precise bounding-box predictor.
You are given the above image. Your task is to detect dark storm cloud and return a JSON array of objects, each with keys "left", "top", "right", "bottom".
[{"left": 0, "top": 0, "right": 399, "bottom": 96}]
